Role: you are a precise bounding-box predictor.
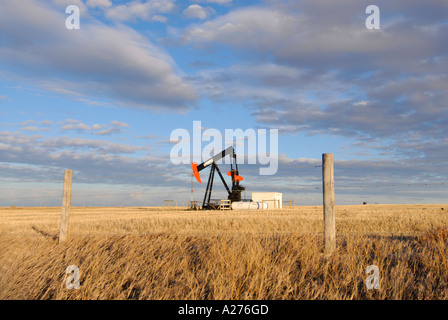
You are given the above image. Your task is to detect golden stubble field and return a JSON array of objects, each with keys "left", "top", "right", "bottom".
[{"left": 0, "top": 204, "right": 447, "bottom": 299}]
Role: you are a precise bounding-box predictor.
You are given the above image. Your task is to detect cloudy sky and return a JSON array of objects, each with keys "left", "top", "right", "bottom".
[{"left": 1, "top": 0, "right": 448, "bottom": 206}]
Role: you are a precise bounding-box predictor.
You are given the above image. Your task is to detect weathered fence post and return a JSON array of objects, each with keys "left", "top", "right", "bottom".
[
  {"left": 59, "top": 169, "right": 73, "bottom": 243},
  {"left": 322, "top": 153, "right": 336, "bottom": 254}
]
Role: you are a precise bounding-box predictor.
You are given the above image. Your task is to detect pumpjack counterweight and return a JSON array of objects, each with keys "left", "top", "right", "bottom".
[{"left": 191, "top": 146, "right": 245, "bottom": 210}]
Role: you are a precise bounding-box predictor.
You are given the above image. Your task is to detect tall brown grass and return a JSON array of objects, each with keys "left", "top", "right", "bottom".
[{"left": 1, "top": 205, "right": 447, "bottom": 299}]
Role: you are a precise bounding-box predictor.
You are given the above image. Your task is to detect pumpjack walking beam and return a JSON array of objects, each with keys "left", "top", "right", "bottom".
[{"left": 192, "top": 146, "right": 245, "bottom": 210}]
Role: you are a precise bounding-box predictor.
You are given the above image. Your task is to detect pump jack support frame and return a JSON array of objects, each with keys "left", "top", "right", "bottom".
[{"left": 192, "top": 146, "right": 245, "bottom": 210}]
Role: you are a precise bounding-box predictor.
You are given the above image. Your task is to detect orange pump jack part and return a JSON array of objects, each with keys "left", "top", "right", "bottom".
[
  {"left": 192, "top": 162, "right": 201, "bottom": 183},
  {"left": 227, "top": 171, "right": 243, "bottom": 181}
]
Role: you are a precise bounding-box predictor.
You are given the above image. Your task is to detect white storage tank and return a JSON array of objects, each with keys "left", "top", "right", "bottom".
[
  {"left": 251, "top": 192, "right": 283, "bottom": 209},
  {"left": 231, "top": 201, "right": 268, "bottom": 210}
]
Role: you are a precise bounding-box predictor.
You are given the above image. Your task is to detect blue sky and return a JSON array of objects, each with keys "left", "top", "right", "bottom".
[{"left": 1, "top": 0, "right": 448, "bottom": 206}]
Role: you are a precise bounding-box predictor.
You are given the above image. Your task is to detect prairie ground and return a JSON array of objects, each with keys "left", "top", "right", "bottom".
[{"left": 0, "top": 204, "right": 447, "bottom": 299}]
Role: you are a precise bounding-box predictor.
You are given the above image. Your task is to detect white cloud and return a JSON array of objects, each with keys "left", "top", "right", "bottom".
[
  {"left": 202, "top": 0, "right": 232, "bottom": 4},
  {"left": 181, "top": 2, "right": 445, "bottom": 73},
  {"left": 354, "top": 101, "right": 369, "bottom": 107},
  {"left": 152, "top": 15, "right": 167, "bottom": 23},
  {"left": 59, "top": 120, "right": 130, "bottom": 136},
  {"left": 40, "top": 83, "right": 81, "bottom": 96},
  {"left": 183, "top": 4, "right": 215, "bottom": 20},
  {"left": 111, "top": 120, "right": 129, "bottom": 128},
  {"left": 65, "top": 119, "right": 81, "bottom": 124},
  {"left": 0, "top": 0, "right": 198, "bottom": 112},
  {"left": 61, "top": 123, "right": 91, "bottom": 131},
  {"left": 91, "top": 124, "right": 102, "bottom": 130},
  {"left": 86, "top": 0, "right": 112, "bottom": 8},
  {"left": 182, "top": 1, "right": 448, "bottom": 161},
  {"left": 182, "top": 7, "right": 297, "bottom": 47},
  {"left": 93, "top": 120, "right": 130, "bottom": 135},
  {"left": 93, "top": 128, "right": 122, "bottom": 136},
  {"left": 52, "top": 0, "right": 88, "bottom": 15},
  {"left": 21, "top": 126, "right": 40, "bottom": 132},
  {"left": 19, "top": 120, "right": 36, "bottom": 126},
  {"left": 105, "top": 0, "right": 175, "bottom": 22}
]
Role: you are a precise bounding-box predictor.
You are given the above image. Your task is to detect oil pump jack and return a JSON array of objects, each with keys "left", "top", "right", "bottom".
[{"left": 191, "top": 146, "right": 245, "bottom": 210}]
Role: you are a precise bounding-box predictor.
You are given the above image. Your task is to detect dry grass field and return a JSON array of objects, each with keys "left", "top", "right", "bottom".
[{"left": 1, "top": 204, "right": 448, "bottom": 299}]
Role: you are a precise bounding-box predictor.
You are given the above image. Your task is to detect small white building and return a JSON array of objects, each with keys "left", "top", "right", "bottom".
[{"left": 251, "top": 192, "right": 283, "bottom": 209}]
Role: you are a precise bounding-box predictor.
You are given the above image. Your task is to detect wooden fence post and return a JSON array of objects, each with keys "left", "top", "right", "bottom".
[
  {"left": 322, "top": 153, "right": 336, "bottom": 254},
  {"left": 59, "top": 169, "right": 73, "bottom": 243}
]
